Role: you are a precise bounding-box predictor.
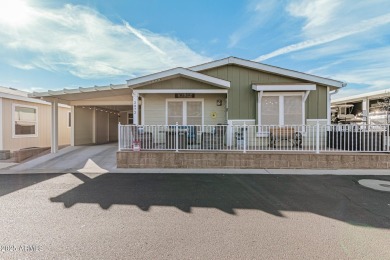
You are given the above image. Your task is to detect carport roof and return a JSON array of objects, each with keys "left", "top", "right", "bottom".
[{"left": 29, "top": 67, "right": 230, "bottom": 101}]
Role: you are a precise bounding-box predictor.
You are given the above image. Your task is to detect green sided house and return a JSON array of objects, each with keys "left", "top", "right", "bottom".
[{"left": 29, "top": 57, "right": 345, "bottom": 155}]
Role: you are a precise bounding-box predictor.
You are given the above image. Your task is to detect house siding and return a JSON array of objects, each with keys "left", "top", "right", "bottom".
[
  {"left": 2, "top": 98, "right": 71, "bottom": 152},
  {"left": 74, "top": 106, "right": 94, "bottom": 145},
  {"left": 201, "top": 65, "right": 328, "bottom": 120},
  {"left": 143, "top": 93, "right": 227, "bottom": 125}
]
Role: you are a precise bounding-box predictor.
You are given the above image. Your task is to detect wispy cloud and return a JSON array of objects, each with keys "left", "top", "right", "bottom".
[
  {"left": 123, "top": 22, "right": 165, "bottom": 55},
  {"left": 0, "top": 3, "right": 210, "bottom": 79},
  {"left": 313, "top": 46, "right": 390, "bottom": 98},
  {"left": 228, "top": 0, "right": 279, "bottom": 47},
  {"left": 254, "top": 12, "right": 390, "bottom": 61}
]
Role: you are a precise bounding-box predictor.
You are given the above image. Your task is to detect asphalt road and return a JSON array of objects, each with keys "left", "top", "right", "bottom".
[{"left": 0, "top": 173, "right": 389, "bottom": 259}]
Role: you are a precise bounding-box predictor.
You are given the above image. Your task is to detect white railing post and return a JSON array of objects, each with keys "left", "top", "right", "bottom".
[
  {"left": 316, "top": 120, "right": 320, "bottom": 154},
  {"left": 175, "top": 122, "right": 179, "bottom": 152},
  {"left": 118, "top": 122, "right": 121, "bottom": 151},
  {"left": 243, "top": 122, "right": 247, "bottom": 153},
  {"left": 387, "top": 125, "right": 390, "bottom": 152}
]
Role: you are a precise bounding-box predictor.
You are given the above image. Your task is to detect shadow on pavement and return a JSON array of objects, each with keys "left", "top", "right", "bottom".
[
  {"left": 50, "top": 173, "right": 390, "bottom": 229},
  {"left": 0, "top": 173, "right": 64, "bottom": 197}
]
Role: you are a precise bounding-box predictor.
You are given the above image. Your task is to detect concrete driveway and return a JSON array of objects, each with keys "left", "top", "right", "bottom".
[{"left": 6, "top": 143, "right": 118, "bottom": 173}]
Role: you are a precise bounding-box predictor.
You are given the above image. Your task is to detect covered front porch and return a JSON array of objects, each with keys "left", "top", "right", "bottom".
[{"left": 119, "top": 123, "right": 390, "bottom": 153}]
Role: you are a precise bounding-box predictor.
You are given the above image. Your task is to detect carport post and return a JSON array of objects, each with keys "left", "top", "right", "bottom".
[{"left": 51, "top": 98, "right": 59, "bottom": 153}]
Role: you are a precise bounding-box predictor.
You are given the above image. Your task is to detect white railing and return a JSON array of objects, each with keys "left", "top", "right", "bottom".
[{"left": 118, "top": 122, "right": 390, "bottom": 153}]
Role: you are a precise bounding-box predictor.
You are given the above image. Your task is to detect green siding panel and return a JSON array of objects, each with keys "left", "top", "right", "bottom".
[
  {"left": 203, "top": 65, "right": 323, "bottom": 120},
  {"left": 135, "top": 77, "right": 219, "bottom": 90},
  {"left": 317, "top": 86, "right": 327, "bottom": 119},
  {"left": 306, "top": 85, "right": 328, "bottom": 120}
]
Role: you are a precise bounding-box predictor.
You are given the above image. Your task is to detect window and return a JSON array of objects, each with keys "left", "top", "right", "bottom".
[
  {"left": 128, "top": 112, "right": 134, "bottom": 124},
  {"left": 167, "top": 100, "right": 203, "bottom": 125},
  {"left": 68, "top": 111, "right": 71, "bottom": 128},
  {"left": 259, "top": 93, "right": 304, "bottom": 126},
  {"left": 13, "top": 104, "right": 38, "bottom": 137}
]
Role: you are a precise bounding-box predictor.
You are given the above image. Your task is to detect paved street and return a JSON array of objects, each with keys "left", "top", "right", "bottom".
[{"left": 0, "top": 173, "right": 389, "bottom": 259}]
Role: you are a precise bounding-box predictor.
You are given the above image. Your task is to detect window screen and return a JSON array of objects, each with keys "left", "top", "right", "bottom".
[
  {"left": 186, "top": 101, "right": 202, "bottom": 125},
  {"left": 167, "top": 102, "right": 183, "bottom": 125},
  {"left": 284, "top": 96, "right": 302, "bottom": 125},
  {"left": 261, "top": 96, "right": 279, "bottom": 125}
]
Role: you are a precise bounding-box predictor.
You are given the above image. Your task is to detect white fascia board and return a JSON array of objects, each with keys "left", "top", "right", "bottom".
[
  {"left": 332, "top": 88, "right": 390, "bottom": 103},
  {"left": 30, "top": 91, "right": 51, "bottom": 97},
  {"left": 63, "top": 88, "right": 80, "bottom": 94},
  {"left": 252, "top": 84, "right": 316, "bottom": 91},
  {"left": 133, "top": 89, "right": 228, "bottom": 94},
  {"left": 127, "top": 67, "right": 230, "bottom": 89},
  {"left": 191, "top": 56, "right": 344, "bottom": 88},
  {"left": 109, "top": 84, "right": 128, "bottom": 90},
  {"left": 29, "top": 84, "right": 129, "bottom": 98},
  {"left": 70, "top": 100, "right": 132, "bottom": 106},
  {"left": 48, "top": 90, "right": 66, "bottom": 95},
  {"left": 0, "top": 92, "right": 70, "bottom": 108},
  {"left": 78, "top": 87, "right": 97, "bottom": 93},
  {"left": 189, "top": 58, "right": 230, "bottom": 71},
  {"left": 1, "top": 92, "right": 51, "bottom": 105}
]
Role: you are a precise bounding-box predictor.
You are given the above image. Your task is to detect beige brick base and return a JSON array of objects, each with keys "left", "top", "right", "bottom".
[{"left": 117, "top": 151, "right": 390, "bottom": 169}]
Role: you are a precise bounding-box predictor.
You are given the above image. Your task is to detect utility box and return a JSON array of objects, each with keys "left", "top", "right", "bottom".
[{"left": 0, "top": 150, "right": 11, "bottom": 160}]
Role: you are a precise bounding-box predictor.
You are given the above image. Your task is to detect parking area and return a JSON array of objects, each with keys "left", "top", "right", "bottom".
[{"left": 0, "top": 172, "right": 389, "bottom": 259}]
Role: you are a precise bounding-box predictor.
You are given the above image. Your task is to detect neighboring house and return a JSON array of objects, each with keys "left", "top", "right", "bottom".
[
  {"left": 332, "top": 88, "right": 390, "bottom": 124},
  {"left": 29, "top": 57, "right": 345, "bottom": 152},
  {"left": 0, "top": 86, "right": 71, "bottom": 152}
]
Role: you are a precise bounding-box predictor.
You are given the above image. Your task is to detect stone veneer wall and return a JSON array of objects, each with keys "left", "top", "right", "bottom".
[{"left": 117, "top": 151, "right": 390, "bottom": 169}]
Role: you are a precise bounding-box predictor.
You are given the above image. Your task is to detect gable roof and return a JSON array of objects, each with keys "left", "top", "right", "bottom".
[
  {"left": 127, "top": 67, "right": 230, "bottom": 89},
  {"left": 190, "top": 56, "right": 346, "bottom": 89}
]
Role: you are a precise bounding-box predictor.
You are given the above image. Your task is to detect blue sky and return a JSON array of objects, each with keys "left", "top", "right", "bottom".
[{"left": 0, "top": 0, "right": 390, "bottom": 98}]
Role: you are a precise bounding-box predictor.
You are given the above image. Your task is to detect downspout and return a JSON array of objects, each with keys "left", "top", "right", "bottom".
[{"left": 328, "top": 82, "right": 347, "bottom": 124}]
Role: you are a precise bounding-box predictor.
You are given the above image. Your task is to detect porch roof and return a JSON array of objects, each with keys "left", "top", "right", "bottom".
[
  {"left": 29, "top": 68, "right": 230, "bottom": 103},
  {"left": 127, "top": 67, "right": 230, "bottom": 89}
]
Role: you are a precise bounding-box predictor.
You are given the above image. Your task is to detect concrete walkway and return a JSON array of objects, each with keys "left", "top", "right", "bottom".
[{"left": 1, "top": 143, "right": 390, "bottom": 175}]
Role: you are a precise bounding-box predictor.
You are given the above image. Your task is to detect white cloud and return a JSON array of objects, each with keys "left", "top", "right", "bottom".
[
  {"left": 286, "top": 0, "right": 340, "bottom": 34},
  {"left": 0, "top": 3, "right": 210, "bottom": 79},
  {"left": 254, "top": 12, "right": 390, "bottom": 61}
]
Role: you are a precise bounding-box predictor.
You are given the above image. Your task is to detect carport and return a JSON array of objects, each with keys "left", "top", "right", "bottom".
[
  {"left": 30, "top": 83, "right": 138, "bottom": 153},
  {"left": 29, "top": 67, "right": 228, "bottom": 154}
]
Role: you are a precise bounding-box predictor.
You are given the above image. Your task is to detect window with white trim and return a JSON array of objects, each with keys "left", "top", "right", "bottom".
[
  {"left": 259, "top": 93, "right": 304, "bottom": 126},
  {"left": 13, "top": 104, "right": 38, "bottom": 137},
  {"left": 167, "top": 100, "right": 203, "bottom": 125},
  {"left": 68, "top": 111, "right": 71, "bottom": 128}
]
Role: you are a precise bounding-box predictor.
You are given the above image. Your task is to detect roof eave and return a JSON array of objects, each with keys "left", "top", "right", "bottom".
[{"left": 127, "top": 67, "right": 230, "bottom": 89}]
